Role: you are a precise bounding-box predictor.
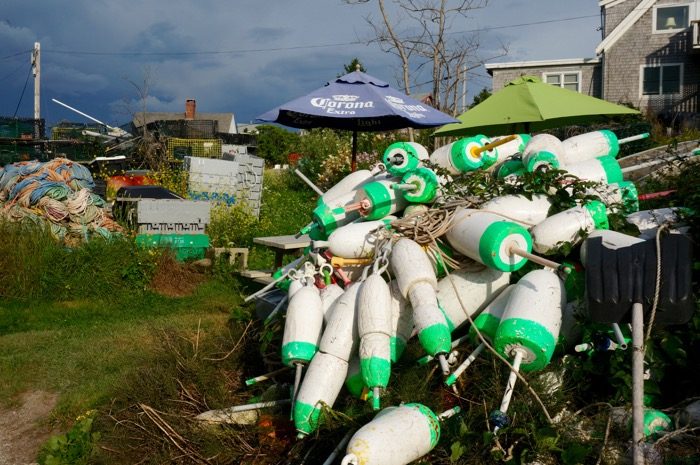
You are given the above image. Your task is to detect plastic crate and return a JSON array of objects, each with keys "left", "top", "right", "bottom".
[{"left": 135, "top": 233, "right": 209, "bottom": 261}]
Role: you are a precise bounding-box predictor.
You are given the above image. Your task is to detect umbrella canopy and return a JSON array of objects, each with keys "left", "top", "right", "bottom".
[
  {"left": 257, "top": 70, "right": 458, "bottom": 169},
  {"left": 435, "top": 75, "right": 639, "bottom": 137}
]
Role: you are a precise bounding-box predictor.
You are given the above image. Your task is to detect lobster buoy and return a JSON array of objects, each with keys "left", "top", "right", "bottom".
[
  {"left": 579, "top": 229, "right": 645, "bottom": 266},
  {"left": 480, "top": 194, "right": 553, "bottom": 228},
  {"left": 391, "top": 238, "right": 452, "bottom": 374},
  {"left": 496, "top": 159, "right": 526, "bottom": 179},
  {"left": 294, "top": 284, "right": 361, "bottom": 436},
  {"left": 319, "top": 169, "right": 374, "bottom": 208},
  {"left": 522, "top": 134, "right": 564, "bottom": 172},
  {"left": 301, "top": 191, "right": 361, "bottom": 239},
  {"left": 345, "top": 355, "right": 366, "bottom": 399},
  {"left": 561, "top": 156, "right": 623, "bottom": 184},
  {"left": 436, "top": 265, "right": 510, "bottom": 331},
  {"left": 389, "top": 280, "right": 414, "bottom": 362},
  {"left": 490, "top": 270, "right": 565, "bottom": 431},
  {"left": 382, "top": 142, "right": 429, "bottom": 176},
  {"left": 446, "top": 209, "right": 532, "bottom": 272},
  {"left": 354, "top": 178, "right": 408, "bottom": 220},
  {"left": 530, "top": 200, "right": 609, "bottom": 254},
  {"left": 488, "top": 134, "right": 531, "bottom": 166},
  {"left": 444, "top": 285, "right": 515, "bottom": 387},
  {"left": 320, "top": 283, "right": 347, "bottom": 322},
  {"left": 561, "top": 130, "right": 649, "bottom": 164},
  {"left": 358, "top": 274, "right": 393, "bottom": 409},
  {"left": 584, "top": 181, "right": 639, "bottom": 214},
  {"left": 341, "top": 403, "right": 443, "bottom": 465},
  {"left": 429, "top": 136, "right": 486, "bottom": 174},
  {"left": 313, "top": 218, "right": 392, "bottom": 259},
  {"left": 282, "top": 286, "right": 324, "bottom": 367},
  {"left": 396, "top": 167, "right": 440, "bottom": 204}
]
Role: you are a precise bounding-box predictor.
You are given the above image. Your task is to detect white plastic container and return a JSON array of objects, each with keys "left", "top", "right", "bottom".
[
  {"left": 446, "top": 208, "right": 532, "bottom": 271},
  {"left": 341, "top": 403, "right": 441, "bottom": 465},
  {"left": 314, "top": 218, "right": 392, "bottom": 259},
  {"left": 389, "top": 280, "right": 414, "bottom": 362},
  {"left": 522, "top": 134, "right": 564, "bottom": 172},
  {"left": 494, "top": 269, "right": 566, "bottom": 372},
  {"left": 355, "top": 178, "right": 408, "bottom": 220},
  {"left": 561, "top": 156, "right": 623, "bottom": 184},
  {"left": 281, "top": 286, "right": 324, "bottom": 367},
  {"left": 429, "top": 136, "right": 486, "bottom": 174},
  {"left": 436, "top": 266, "right": 510, "bottom": 330},
  {"left": 561, "top": 130, "right": 621, "bottom": 164},
  {"left": 382, "top": 142, "right": 429, "bottom": 176},
  {"left": 530, "top": 201, "right": 609, "bottom": 254},
  {"left": 479, "top": 194, "right": 552, "bottom": 228},
  {"left": 579, "top": 229, "right": 645, "bottom": 266}
]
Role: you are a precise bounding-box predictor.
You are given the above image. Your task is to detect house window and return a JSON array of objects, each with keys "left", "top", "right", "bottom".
[
  {"left": 642, "top": 64, "right": 682, "bottom": 95},
  {"left": 653, "top": 5, "right": 690, "bottom": 32},
  {"left": 544, "top": 72, "right": 580, "bottom": 92}
]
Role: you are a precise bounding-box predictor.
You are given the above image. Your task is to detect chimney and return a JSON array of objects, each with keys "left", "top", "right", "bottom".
[{"left": 185, "top": 99, "right": 196, "bottom": 120}]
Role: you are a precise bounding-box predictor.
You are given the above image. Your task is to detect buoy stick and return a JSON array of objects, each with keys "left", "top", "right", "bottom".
[
  {"left": 295, "top": 169, "right": 325, "bottom": 196},
  {"left": 322, "top": 430, "right": 355, "bottom": 465},
  {"left": 392, "top": 183, "right": 419, "bottom": 191},
  {"left": 341, "top": 202, "right": 364, "bottom": 213},
  {"left": 416, "top": 334, "right": 470, "bottom": 365},
  {"left": 494, "top": 349, "right": 524, "bottom": 433},
  {"left": 472, "top": 134, "right": 518, "bottom": 156},
  {"left": 631, "top": 302, "right": 645, "bottom": 465},
  {"left": 618, "top": 133, "right": 649, "bottom": 145},
  {"left": 438, "top": 406, "right": 462, "bottom": 421},
  {"left": 245, "top": 366, "right": 292, "bottom": 387},
  {"left": 291, "top": 363, "right": 303, "bottom": 418},
  {"left": 637, "top": 189, "right": 676, "bottom": 201},
  {"left": 610, "top": 323, "right": 628, "bottom": 350},
  {"left": 445, "top": 343, "right": 485, "bottom": 387},
  {"left": 372, "top": 387, "right": 381, "bottom": 411},
  {"left": 195, "top": 399, "right": 291, "bottom": 421},
  {"left": 264, "top": 295, "right": 289, "bottom": 324},
  {"left": 509, "top": 245, "right": 563, "bottom": 270},
  {"left": 244, "top": 271, "right": 292, "bottom": 303},
  {"left": 437, "top": 354, "right": 451, "bottom": 375},
  {"left": 330, "top": 256, "right": 374, "bottom": 267},
  {"left": 621, "top": 150, "right": 696, "bottom": 174}
]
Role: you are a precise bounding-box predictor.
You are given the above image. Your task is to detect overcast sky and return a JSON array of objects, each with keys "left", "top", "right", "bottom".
[{"left": 0, "top": 0, "right": 602, "bottom": 129}]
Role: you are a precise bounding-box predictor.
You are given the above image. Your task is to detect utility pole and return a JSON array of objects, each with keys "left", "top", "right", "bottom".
[
  {"left": 461, "top": 64, "right": 467, "bottom": 113},
  {"left": 32, "top": 42, "right": 40, "bottom": 120}
]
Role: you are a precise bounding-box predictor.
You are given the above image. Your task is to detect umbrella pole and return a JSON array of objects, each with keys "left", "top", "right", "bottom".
[{"left": 351, "top": 130, "right": 358, "bottom": 172}]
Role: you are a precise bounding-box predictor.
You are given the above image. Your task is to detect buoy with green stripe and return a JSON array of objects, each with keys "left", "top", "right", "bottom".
[
  {"left": 358, "top": 274, "right": 393, "bottom": 410},
  {"left": 281, "top": 284, "right": 325, "bottom": 415},
  {"left": 294, "top": 284, "right": 361, "bottom": 437},
  {"left": 382, "top": 141, "right": 429, "bottom": 176},
  {"left": 486, "top": 134, "right": 531, "bottom": 167},
  {"left": 583, "top": 181, "right": 639, "bottom": 214},
  {"left": 445, "top": 208, "right": 533, "bottom": 272},
  {"left": 479, "top": 194, "right": 553, "bottom": 228},
  {"left": 390, "top": 238, "right": 452, "bottom": 375},
  {"left": 394, "top": 167, "right": 440, "bottom": 204},
  {"left": 429, "top": 136, "right": 487, "bottom": 174},
  {"left": 318, "top": 169, "right": 374, "bottom": 208},
  {"left": 561, "top": 156, "right": 623, "bottom": 184},
  {"left": 522, "top": 133, "right": 565, "bottom": 172},
  {"left": 530, "top": 200, "right": 609, "bottom": 255},
  {"left": 341, "top": 403, "right": 459, "bottom": 465},
  {"left": 351, "top": 178, "right": 408, "bottom": 220},
  {"left": 299, "top": 190, "right": 362, "bottom": 239},
  {"left": 496, "top": 158, "right": 526, "bottom": 179},
  {"left": 312, "top": 218, "right": 393, "bottom": 259},
  {"left": 490, "top": 269, "right": 566, "bottom": 432},
  {"left": 436, "top": 264, "right": 510, "bottom": 331},
  {"left": 561, "top": 130, "right": 649, "bottom": 164},
  {"left": 389, "top": 280, "right": 414, "bottom": 363},
  {"left": 444, "top": 285, "right": 515, "bottom": 388}
]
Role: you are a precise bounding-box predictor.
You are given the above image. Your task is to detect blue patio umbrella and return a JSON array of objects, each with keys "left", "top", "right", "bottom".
[{"left": 256, "top": 70, "right": 458, "bottom": 170}]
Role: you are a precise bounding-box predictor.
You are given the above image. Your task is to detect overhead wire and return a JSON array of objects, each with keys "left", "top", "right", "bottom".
[{"left": 12, "top": 63, "right": 32, "bottom": 118}]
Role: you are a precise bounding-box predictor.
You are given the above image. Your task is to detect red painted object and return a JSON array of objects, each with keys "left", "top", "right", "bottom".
[{"left": 106, "top": 170, "right": 156, "bottom": 200}]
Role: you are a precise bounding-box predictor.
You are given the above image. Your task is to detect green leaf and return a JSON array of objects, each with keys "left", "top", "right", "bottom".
[
  {"left": 450, "top": 441, "right": 466, "bottom": 462},
  {"left": 561, "top": 443, "right": 592, "bottom": 465}
]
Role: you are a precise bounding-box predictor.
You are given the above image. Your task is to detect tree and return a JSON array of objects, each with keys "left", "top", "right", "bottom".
[
  {"left": 341, "top": 58, "right": 367, "bottom": 76},
  {"left": 255, "top": 125, "right": 301, "bottom": 165},
  {"left": 469, "top": 87, "right": 491, "bottom": 108},
  {"left": 346, "top": 0, "right": 507, "bottom": 115}
]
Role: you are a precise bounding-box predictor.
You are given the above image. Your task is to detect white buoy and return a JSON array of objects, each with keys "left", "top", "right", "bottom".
[
  {"left": 522, "top": 134, "right": 564, "bottom": 172},
  {"left": 488, "top": 134, "right": 531, "bottom": 166},
  {"left": 583, "top": 181, "right": 639, "bottom": 214},
  {"left": 429, "top": 136, "right": 486, "bottom": 174},
  {"left": 313, "top": 218, "right": 392, "bottom": 259},
  {"left": 341, "top": 403, "right": 446, "bottom": 465},
  {"left": 436, "top": 265, "right": 510, "bottom": 331},
  {"left": 444, "top": 285, "right": 515, "bottom": 387},
  {"left": 294, "top": 283, "right": 361, "bottom": 436},
  {"left": 382, "top": 142, "right": 429, "bottom": 176},
  {"left": 530, "top": 201, "right": 609, "bottom": 255},
  {"left": 445, "top": 208, "right": 532, "bottom": 272},
  {"left": 319, "top": 170, "right": 374, "bottom": 208},
  {"left": 389, "top": 280, "right": 414, "bottom": 363},
  {"left": 626, "top": 207, "right": 688, "bottom": 239},
  {"left": 561, "top": 156, "right": 623, "bottom": 184},
  {"left": 358, "top": 274, "right": 393, "bottom": 410},
  {"left": 352, "top": 178, "right": 408, "bottom": 220},
  {"left": 391, "top": 238, "right": 452, "bottom": 375},
  {"left": 320, "top": 283, "right": 346, "bottom": 322},
  {"left": 301, "top": 190, "right": 362, "bottom": 239},
  {"left": 480, "top": 194, "right": 553, "bottom": 228},
  {"left": 491, "top": 270, "right": 565, "bottom": 431},
  {"left": 561, "top": 130, "right": 649, "bottom": 164},
  {"left": 579, "top": 229, "right": 645, "bottom": 266}
]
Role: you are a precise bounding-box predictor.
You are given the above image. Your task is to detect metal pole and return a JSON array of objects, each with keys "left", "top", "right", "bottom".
[
  {"left": 631, "top": 303, "right": 645, "bottom": 465},
  {"left": 294, "top": 169, "right": 324, "bottom": 196},
  {"left": 322, "top": 430, "right": 355, "bottom": 465}
]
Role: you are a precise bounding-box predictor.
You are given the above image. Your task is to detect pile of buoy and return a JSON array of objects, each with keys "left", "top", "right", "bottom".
[
  {"left": 0, "top": 158, "right": 122, "bottom": 241},
  {"left": 237, "top": 129, "right": 688, "bottom": 465}
]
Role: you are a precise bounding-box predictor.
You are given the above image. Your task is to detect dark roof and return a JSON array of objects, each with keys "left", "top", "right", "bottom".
[{"left": 133, "top": 112, "right": 235, "bottom": 133}]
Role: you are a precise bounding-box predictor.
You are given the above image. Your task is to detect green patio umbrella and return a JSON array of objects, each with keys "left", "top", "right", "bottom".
[{"left": 435, "top": 75, "right": 639, "bottom": 137}]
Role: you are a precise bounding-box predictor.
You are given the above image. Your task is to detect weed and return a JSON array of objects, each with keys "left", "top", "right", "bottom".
[{"left": 37, "top": 410, "right": 100, "bottom": 465}]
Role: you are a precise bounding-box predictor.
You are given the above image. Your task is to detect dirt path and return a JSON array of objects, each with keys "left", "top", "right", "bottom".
[{"left": 0, "top": 391, "right": 59, "bottom": 465}]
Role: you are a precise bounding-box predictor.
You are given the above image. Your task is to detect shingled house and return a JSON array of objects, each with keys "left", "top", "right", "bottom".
[{"left": 485, "top": 0, "right": 700, "bottom": 124}]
